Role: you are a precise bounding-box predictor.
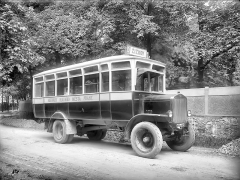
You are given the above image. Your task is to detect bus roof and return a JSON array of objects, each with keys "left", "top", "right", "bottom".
[{"left": 33, "top": 55, "right": 166, "bottom": 77}]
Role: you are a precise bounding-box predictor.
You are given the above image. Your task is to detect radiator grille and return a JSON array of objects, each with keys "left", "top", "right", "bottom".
[{"left": 172, "top": 95, "right": 187, "bottom": 123}]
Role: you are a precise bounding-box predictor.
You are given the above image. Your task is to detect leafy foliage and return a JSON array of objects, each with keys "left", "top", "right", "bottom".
[
  {"left": 0, "top": 1, "right": 45, "bottom": 82},
  {"left": 187, "top": 0, "right": 240, "bottom": 87},
  {"left": 1, "top": 0, "right": 239, "bottom": 100}
]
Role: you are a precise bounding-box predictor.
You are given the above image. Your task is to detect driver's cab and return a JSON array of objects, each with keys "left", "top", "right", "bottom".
[
  {"left": 136, "top": 68, "right": 164, "bottom": 93},
  {"left": 133, "top": 60, "right": 165, "bottom": 94}
]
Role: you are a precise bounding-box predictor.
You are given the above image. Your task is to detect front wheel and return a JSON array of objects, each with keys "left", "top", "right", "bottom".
[
  {"left": 131, "top": 122, "right": 163, "bottom": 159},
  {"left": 53, "top": 120, "right": 74, "bottom": 144},
  {"left": 166, "top": 123, "right": 195, "bottom": 151}
]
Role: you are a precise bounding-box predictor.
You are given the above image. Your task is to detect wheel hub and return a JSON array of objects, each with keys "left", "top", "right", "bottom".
[
  {"left": 56, "top": 124, "right": 63, "bottom": 139},
  {"left": 143, "top": 136, "right": 150, "bottom": 143},
  {"left": 141, "top": 132, "right": 154, "bottom": 147}
]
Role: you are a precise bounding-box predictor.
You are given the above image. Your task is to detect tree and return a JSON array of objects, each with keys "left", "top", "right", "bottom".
[
  {"left": 2, "top": 0, "right": 239, "bottom": 95},
  {"left": 0, "top": 0, "right": 45, "bottom": 98},
  {"left": 24, "top": 0, "right": 117, "bottom": 70},
  {"left": 99, "top": 0, "right": 198, "bottom": 89},
  {"left": 187, "top": 0, "right": 240, "bottom": 87}
]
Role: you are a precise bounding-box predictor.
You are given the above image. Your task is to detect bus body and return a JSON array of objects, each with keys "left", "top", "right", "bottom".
[{"left": 33, "top": 53, "right": 195, "bottom": 159}]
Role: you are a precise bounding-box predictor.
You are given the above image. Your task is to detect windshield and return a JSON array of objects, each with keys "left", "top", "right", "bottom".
[{"left": 136, "top": 69, "right": 163, "bottom": 92}]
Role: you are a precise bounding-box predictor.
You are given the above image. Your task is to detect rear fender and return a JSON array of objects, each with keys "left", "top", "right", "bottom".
[{"left": 49, "top": 111, "right": 77, "bottom": 135}]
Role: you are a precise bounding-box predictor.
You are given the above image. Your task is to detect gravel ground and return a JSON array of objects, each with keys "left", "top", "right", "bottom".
[
  {"left": 1, "top": 116, "right": 240, "bottom": 157},
  {"left": 217, "top": 138, "right": 240, "bottom": 157},
  {"left": 0, "top": 116, "right": 44, "bottom": 130}
]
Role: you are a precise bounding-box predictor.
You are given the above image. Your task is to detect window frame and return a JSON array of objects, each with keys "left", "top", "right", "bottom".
[
  {"left": 33, "top": 58, "right": 165, "bottom": 97},
  {"left": 111, "top": 61, "right": 132, "bottom": 92},
  {"left": 136, "top": 61, "right": 151, "bottom": 69},
  {"left": 69, "top": 68, "right": 83, "bottom": 95},
  {"left": 34, "top": 76, "right": 44, "bottom": 98},
  {"left": 55, "top": 71, "right": 68, "bottom": 96},
  {"left": 100, "top": 63, "right": 109, "bottom": 92},
  {"left": 44, "top": 74, "right": 56, "bottom": 97},
  {"left": 83, "top": 65, "right": 100, "bottom": 94},
  {"left": 134, "top": 60, "right": 165, "bottom": 93}
]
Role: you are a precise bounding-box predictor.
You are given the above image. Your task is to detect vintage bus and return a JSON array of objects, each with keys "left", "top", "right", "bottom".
[{"left": 33, "top": 47, "right": 195, "bottom": 158}]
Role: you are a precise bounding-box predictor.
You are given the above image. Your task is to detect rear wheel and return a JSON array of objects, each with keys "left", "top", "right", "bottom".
[
  {"left": 131, "top": 122, "right": 163, "bottom": 159},
  {"left": 66, "top": 134, "right": 74, "bottom": 143},
  {"left": 87, "top": 129, "right": 106, "bottom": 140},
  {"left": 166, "top": 123, "right": 195, "bottom": 151},
  {"left": 53, "top": 120, "right": 73, "bottom": 144},
  {"left": 100, "top": 129, "right": 107, "bottom": 139}
]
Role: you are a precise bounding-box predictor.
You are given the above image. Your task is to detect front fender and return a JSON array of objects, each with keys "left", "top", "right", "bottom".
[{"left": 124, "top": 114, "right": 169, "bottom": 141}]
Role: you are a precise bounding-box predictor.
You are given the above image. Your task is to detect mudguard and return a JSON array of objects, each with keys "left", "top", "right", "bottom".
[
  {"left": 124, "top": 113, "right": 168, "bottom": 141},
  {"left": 50, "top": 111, "right": 77, "bottom": 134}
]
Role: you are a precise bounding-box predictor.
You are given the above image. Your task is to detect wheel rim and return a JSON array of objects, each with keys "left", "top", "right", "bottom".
[
  {"left": 55, "top": 123, "right": 63, "bottom": 140},
  {"left": 135, "top": 128, "right": 154, "bottom": 153}
]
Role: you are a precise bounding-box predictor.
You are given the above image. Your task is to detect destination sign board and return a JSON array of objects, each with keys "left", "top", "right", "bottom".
[
  {"left": 125, "top": 45, "right": 149, "bottom": 58},
  {"left": 33, "top": 94, "right": 100, "bottom": 104}
]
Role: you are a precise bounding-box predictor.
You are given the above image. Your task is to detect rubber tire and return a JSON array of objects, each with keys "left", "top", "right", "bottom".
[
  {"left": 131, "top": 122, "right": 163, "bottom": 159},
  {"left": 166, "top": 123, "right": 195, "bottom": 151},
  {"left": 87, "top": 130, "right": 105, "bottom": 140},
  {"left": 100, "top": 129, "right": 107, "bottom": 139},
  {"left": 66, "top": 134, "right": 74, "bottom": 143},
  {"left": 53, "top": 120, "right": 72, "bottom": 144}
]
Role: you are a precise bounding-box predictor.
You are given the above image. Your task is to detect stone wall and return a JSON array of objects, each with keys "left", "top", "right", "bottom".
[{"left": 189, "top": 116, "right": 240, "bottom": 148}]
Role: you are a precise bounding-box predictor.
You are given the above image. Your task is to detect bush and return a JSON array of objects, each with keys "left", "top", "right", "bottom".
[{"left": 194, "top": 134, "right": 232, "bottom": 148}]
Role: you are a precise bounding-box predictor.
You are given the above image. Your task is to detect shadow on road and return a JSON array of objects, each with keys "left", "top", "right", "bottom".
[{"left": 36, "top": 133, "right": 175, "bottom": 157}]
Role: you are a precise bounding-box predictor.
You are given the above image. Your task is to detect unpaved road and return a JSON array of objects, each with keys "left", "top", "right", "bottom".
[{"left": 0, "top": 124, "right": 239, "bottom": 180}]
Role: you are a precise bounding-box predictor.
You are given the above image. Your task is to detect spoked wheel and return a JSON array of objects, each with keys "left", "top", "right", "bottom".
[
  {"left": 166, "top": 123, "right": 195, "bottom": 151},
  {"left": 53, "top": 120, "right": 74, "bottom": 143},
  {"left": 87, "top": 129, "right": 106, "bottom": 141},
  {"left": 131, "top": 122, "right": 163, "bottom": 159}
]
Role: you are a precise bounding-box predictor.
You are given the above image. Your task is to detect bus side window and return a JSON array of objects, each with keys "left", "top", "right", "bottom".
[
  {"left": 102, "top": 72, "right": 109, "bottom": 92},
  {"left": 136, "top": 74, "right": 149, "bottom": 91},
  {"left": 150, "top": 77, "right": 158, "bottom": 91},
  {"left": 112, "top": 70, "right": 131, "bottom": 91},
  {"left": 85, "top": 74, "right": 99, "bottom": 93},
  {"left": 70, "top": 76, "right": 82, "bottom": 94},
  {"left": 35, "top": 83, "right": 44, "bottom": 97},
  {"left": 158, "top": 75, "right": 163, "bottom": 92},
  {"left": 57, "top": 79, "right": 68, "bottom": 95},
  {"left": 35, "top": 77, "right": 44, "bottom": 97},
  {"left": 150, "top": 74, "right": 163, "bottom": 92},
  {"left": 46, "top": 81, "right": 55, "bottom": 96}
]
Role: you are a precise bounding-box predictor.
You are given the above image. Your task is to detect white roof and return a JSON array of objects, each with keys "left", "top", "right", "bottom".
[{"left": 33, "top": 55, "right": 166, "bottom": 77}]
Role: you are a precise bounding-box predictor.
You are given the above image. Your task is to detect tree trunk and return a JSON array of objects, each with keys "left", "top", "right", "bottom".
[
  {"left": 0, "top": 29, "right": 2, "bottom": 64},
  {"left": 197, "top": 52, "right": 204, "bottom": 88},
  {"left": 146, "top": 33, "right": 152, "bottom": 58},
  {"left": 29, "top": 66, "right": 33, "bottom": 99},
  {"left": 12, "top": 96, "right": 14, "bottom": 111},
  {"left": 1, "top": 88, "right": 3, "bottom": 112},
  {"left": 135, "top": 2, "right": 153, "bottom": 58},
  {"left": 55, "top": 51, "right": 61, "bottom": 66},
  {"left": 6, "top": 95, "right": 9, "bottom": 112}
]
